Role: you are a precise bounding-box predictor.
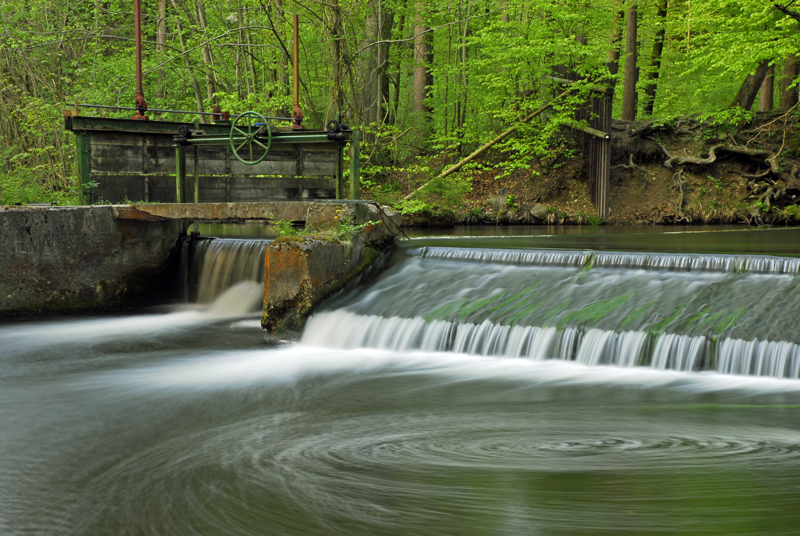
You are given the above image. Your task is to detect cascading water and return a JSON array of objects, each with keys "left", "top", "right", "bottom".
[
  {"left": 303, "top": 246, "right": 800, "bottom": 379},
  {"left": 4, "top": 229, "right": 800, "bottom": 535},
  {"left": 182, "top": 237, "right": 269, "bottom": 305}
]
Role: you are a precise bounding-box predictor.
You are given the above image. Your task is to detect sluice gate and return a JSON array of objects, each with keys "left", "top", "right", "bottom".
[{"left": 65, "top": 114, "right": 361, "bottom": 206}]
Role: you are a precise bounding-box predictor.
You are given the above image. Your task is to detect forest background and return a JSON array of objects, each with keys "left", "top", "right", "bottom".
[{"left": 1, "top": 0, "right": 799, "bottom": 221}]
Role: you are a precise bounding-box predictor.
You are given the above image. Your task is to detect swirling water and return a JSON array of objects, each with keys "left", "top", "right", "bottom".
[{"left": 2, "top": 229, "right": 800, "bottom": 535}]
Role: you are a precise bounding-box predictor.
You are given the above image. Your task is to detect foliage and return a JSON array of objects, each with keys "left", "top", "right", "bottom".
[
  {"left": 2, "top": 0, "right": 800, "bottom": 206},
  {"left": 271, "top": 219, "right": 297, "bottom": 237},
  {"left": 330, "top": 221, "right": 369, "bottom": 243}
]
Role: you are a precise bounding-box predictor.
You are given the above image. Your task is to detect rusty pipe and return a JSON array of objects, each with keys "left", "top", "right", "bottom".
[
  {"left": 293, "top": 14, "right": 300, "bottom": 107},
  {"left": 133, "top": 0, "right": 147, "bottom": 118},
  {"left": 291, "top": 14, "right": 303, "bottom": 128}
]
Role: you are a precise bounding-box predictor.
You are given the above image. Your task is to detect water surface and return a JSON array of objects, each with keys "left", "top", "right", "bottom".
[{"left": 2, "top": 227, "right": 800, "bottom": 535}]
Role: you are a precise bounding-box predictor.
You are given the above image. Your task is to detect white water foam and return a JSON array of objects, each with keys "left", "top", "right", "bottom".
[
  {"left": 419, "top": 247, "right": 800, "bottom": 274},
  {"left": 0, "top": 281, "right": 263, "bottom": 355},
  {"left": 302, "top": 311, "right": 800, "bottom": 380},
  {"left": 126, "top": 343, "right": 800, "bottom": 394}
]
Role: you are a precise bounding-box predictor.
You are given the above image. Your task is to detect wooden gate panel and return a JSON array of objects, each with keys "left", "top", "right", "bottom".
[{"left": 92, "top": 174, "right": 147, "bottom": 203}]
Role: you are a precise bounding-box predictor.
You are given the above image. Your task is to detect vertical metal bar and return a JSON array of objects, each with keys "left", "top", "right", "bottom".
[
  {"left": 225, "top": 144, "right": 232, "bottom": 202},
  {"left": 175, "top": 144, "right": 186, "bottom": 203},
  {"left": 76, "top": 133, "right": 92, "bottom": 205},
  {"left": 291, "top": 15, "right": 303, "bottom": 128},
  {"left": 293, "top": 15, "right": 300, "bottom": 106},
  {"left": 349, "top": 130, "right": 361, "bottom": 200},
  {"left": 132, "top": 0, "right": 147, "bottom": 119},
  {"left": 295, "top": 144, "right": 304, "bottom": 176},
  {"left": 134, "top": 0, "right": 143, "bottom": 97},
  {"left": 194, "top": 145, "right": 200, "bottom": 203},
  {"left": 336, "top": 141, "right": 344, "bottom": 199},
  {"left": 144, "top": 176, "right": 150, "bottom": 202}
]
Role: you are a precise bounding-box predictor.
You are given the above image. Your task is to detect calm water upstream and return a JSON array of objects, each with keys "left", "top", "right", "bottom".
[{"left": 2, "top": 227, "right": 800, "bottom": 535}]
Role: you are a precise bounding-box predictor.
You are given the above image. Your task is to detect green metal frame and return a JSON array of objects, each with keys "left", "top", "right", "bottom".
[
  {"left": 75, "top": 132, "right": 92, "bottom": 205},
  {"left": 65, "top": 115, "right": 362, "bottom": 203}
]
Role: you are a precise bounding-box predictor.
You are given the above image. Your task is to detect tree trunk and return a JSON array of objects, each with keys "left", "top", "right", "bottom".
[
  {"left": 621, "top": 2, "right": 638, "bottom": 120},
  {"left": 169, "top": 0, "right": 205, "bottom": 120},
  {"left": 357, "top": 0, "right": 393, "bottom": 125},
  {"left": 325, "top": 0, "right": 344, "bottom": 114},
  {"left": 643, "top": 0, "right": 667, "bottom": 116},
  {"left": 412, "top": 10, "right": 433, "bottom": 116},
  {"left": 390, "top": 4, "right": 407, "bottom": 124},
  {"left": 780, "top": 54, "right": 799, "bottom": 108},
  {"left": 759, "top": 64, "right": 774, "bottom": 111},
  {"left": 606, "top": 7, "right": 623, "bottom": 79},
  {"left": 731, "top": 59, "right": 770, "bottom": 110},
  {"left": 412, "top": 4, "right": 433, "bottom": 148},
  {"left": 195, "top": 0, "right": 217, "bottom": 104}
]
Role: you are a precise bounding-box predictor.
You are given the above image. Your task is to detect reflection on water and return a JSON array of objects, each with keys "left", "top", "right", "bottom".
[
  {"left": 406, "top": 226, "right": 800, "bottom": 257},
  {"left": 1, "top": 227, "right": 800, "bottom": 534}
]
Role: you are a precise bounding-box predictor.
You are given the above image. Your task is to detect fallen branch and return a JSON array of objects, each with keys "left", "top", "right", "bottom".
[{"left": 402, "top": 88, "right": 572, "bottom": 201}]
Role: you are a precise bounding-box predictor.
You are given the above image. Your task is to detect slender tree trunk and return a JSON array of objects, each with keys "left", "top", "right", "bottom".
[
  {"left": 237, "top": 0, "right": 249, "bottom": 97},
  {"left": 169, "top": 1, "right": 205, "bottom": 120},
  {"left": 412, "top": 3, "right": 433, "bottom": 148},
  {"left": 323, "top": 0, "right": 343, "bottom": 114},
  {"left": 391, "top": 4, "right": 407, "bottom": 124},
  {"left": 358, "top": 0, "right": 393, "bottom": 125},
  {"left": 643, "top": 0, "right": 667, "bottom": 115},
  {"left": 412, "top": 8, "right": 432, "bottom": 116},
  {"left": 780, "top": 54, "right": 799, "bottom": 108},
  {"left": 731, "top": 59, "right": 770, "bottom": 110},
  {"left": 195, "top": 0, "right": 216, "bottom": 104},
  {"left": 759, "top": 65, "right": 774, "bottom": 111},
  {"left": 621, "top": 2, "right": 638, "bottom": 120},
  {"left": 606, "top": 7, "right": 623, "bottom": 81}
]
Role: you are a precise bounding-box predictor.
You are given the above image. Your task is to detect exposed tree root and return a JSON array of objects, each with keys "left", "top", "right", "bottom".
[
  {"left": 612, "top": 154, "right": 649, "bottom": 188},
  {"left": 648, "top": 136, "right": 780, "bottom": 173}
]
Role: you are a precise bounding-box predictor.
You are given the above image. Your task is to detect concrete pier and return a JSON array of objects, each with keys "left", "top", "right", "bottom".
[{"left": 1, "top": 201, "right": 400, "bottom": 318}]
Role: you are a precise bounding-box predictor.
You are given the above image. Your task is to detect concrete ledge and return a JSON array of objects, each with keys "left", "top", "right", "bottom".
[
  {"left": 0, "top": 205, "right": 185, "bottom": 315},
  {"left": 117, "top": 200, "right": 400, "bottom": 230}
]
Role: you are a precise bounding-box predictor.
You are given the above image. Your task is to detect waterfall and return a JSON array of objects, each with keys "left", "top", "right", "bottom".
[
  {"left": 184, "top": 238, "right": 269, "bottom": 303},
  {"left": 303, "top": 312, "right": 800, "bottom": 379},
  {"left": 303, "top": 246, "right": 800, "bottom": 380},
  {"left": 419, "top": 247, "right": 800, "bottom": 274}
]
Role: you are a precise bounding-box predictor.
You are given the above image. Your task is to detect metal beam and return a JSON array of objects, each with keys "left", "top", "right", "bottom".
[{"left": 349, "top": 130, "right": 361, "bottom": 200}]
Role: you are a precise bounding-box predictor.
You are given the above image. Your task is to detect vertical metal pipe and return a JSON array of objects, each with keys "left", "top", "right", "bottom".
[
  {"left": 293, "top": 14, "right": 300, "bottom": 108},
  {"left": 134, "top": 0, "right": 143, "bottom": 96},
  {"left": 133, "top": 0, "right": 147, "bottom": 118},
  {"left": 291, "top": 14, "right": 304, "bottom": 128}
]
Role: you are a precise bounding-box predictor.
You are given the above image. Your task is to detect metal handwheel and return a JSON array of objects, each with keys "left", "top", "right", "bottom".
[{"left": 230, "top": 111, "right": 272, "bottom": 165}]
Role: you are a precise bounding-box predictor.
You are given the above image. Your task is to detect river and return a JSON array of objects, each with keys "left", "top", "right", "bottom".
[{"left": 1, "top": 226, "right": 800, "bottom": 535}]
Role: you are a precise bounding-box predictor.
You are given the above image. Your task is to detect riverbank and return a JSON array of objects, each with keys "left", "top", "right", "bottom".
[{"left": 364, "top": 112, "right": 800, "bottom": 227}]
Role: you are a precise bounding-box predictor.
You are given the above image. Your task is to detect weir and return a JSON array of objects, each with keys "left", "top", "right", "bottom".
[{"left": 302, "top": 245, "right": 800, "bottom": 380}]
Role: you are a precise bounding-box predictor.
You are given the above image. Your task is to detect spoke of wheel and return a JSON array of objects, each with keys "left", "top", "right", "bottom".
[
  {"left": 247, "top": 120, "right": 252, "bottom": 137},
  {"left": 232, "top": 126, "right": 247, "bottom": 138},
  {"left": 236, "top": 139, "right": 249, "bottom": 152},
  {"left": 253, "top": 140, "right": 268, "bottom": 150}
]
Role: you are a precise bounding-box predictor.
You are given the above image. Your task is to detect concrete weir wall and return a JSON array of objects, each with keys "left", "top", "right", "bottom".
[
  {"left": 0, "top": 205, "right": 185, "bottom": 315},
  {"left": 262, "top": 202, "right": 401, "bottom": 333},
  {"left": 1, "top": 200, "right": 399, "bottom": 321}
]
